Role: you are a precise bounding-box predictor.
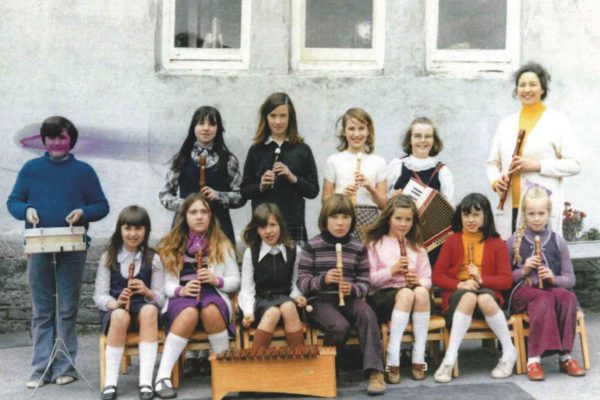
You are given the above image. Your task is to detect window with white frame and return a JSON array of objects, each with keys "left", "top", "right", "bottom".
[
  {"left": 291, "top": 0, "right": 385, "bottom": 71},
  {"left": 426, "top": 0, "right": 520, "bottom": 78},
  {"left": 159, "top": 0, "right": 251, "bottom": 72}
]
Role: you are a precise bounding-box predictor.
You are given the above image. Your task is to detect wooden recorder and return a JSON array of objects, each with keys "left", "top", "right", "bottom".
[
  {"left": 497, "top": 129, "right": 526, "bottom": 210},
  {"left": 125, "top": 261, "right": 135, "bottom": 312},
  {"left": 351, "top": 152, "right": 363, "bottom": 204},
  {"left": 534, "top": 235, "right": 543, "bottom": 289},
  {"left": 210, "top": 345, "right": 336, "bottom": 400},
  {"left": 335, "top": 243, "right": 345, "bottom": 306},
  {"left": 398, "top": 238, "right": 413, "bottom": 288},
  {"left": 199, "top": 154, "right": 206, "bottom": 188},
  {"left": 196, "top": 248, "right": 204, "bottom": 302},
  {"left": 467, "top": 243, "right": 476, "bottom": 281}
]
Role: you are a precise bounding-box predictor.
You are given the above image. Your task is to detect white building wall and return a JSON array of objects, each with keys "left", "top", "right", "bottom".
[{"left": 1, "top": 0, "right": 598, "bottom": 242}]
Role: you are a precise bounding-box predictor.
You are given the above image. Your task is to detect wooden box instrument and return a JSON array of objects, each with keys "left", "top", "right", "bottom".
[
  {"left": 209, "top": 345, "right": 336, "bottom": 400},
  {"left": 24, "top": 226, "right": 86, "bottom": 254},
  {"left": 403, "top": 178, "right": 454, "bottom": 252}
]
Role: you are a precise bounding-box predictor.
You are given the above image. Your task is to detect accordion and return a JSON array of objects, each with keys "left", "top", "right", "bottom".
[{"left": 403, "top": 179, "right": 454, "bottom": 252}]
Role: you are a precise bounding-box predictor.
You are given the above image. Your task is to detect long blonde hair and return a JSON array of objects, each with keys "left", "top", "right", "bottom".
[
  {"left": 157, "top": 193, "right": 232, "bottom": 275},
  {"left": 512, "top": 186, "right": 552, "bottom": 264}
]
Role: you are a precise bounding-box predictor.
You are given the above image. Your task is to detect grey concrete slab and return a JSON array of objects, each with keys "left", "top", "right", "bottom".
[{"left": 1, "top": 313, "right": 598, "bottom": 400}]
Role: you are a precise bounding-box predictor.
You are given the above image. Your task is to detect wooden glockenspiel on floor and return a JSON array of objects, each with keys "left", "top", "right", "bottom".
[{"left": 209, "top": 345, "right": 337, "bottom": 400}]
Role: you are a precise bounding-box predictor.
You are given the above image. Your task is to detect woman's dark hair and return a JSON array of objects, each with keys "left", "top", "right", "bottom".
[
  {"left": 169, "top": 106, "right": 231, "bottom": 175},
  {"left": 252, "top": 92, "right": 303, "bottom": 145},
  {"left": 401, "top": 117, "right": 443, "bottom": 157},
  {"left": 242, "top": 203, "right": 292, "bottom": 249},
  {"left": 364, "top": 194, "right": 423, "bottom": 247},
  {"left": 452, "top": 193, "right": 499, "bottom": 241},
  {"left": 40, "top": 116, "right": 78, "bottom": 149},
  {"left": 318, "top": 194, "right": 356, "bottom": 233},
  {"left": 105, "top": 205, "right": 154, "bottom": 270},
  {"left": 512, "top": 62, "right": 551, "bottom": 100}
]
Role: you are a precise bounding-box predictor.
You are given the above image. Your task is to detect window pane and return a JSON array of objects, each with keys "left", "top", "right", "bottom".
[
  {"left": 305, "top": 0, "right": 373, "bottom": 48},
  {"left": 437, "top": 0, "right": 506, "bottom": 50},
  {"left": 174, "top": 0, "right": 241, "bottom": 48}
]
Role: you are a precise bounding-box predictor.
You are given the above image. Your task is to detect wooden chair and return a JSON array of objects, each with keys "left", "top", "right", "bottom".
[
  {"left": 99, "top": 330, "right": 172, "bottom": 389},
  {"left": 513, "top": 309, "right": 590, "bottom": 373},
  {"left": 240, "top": 323, "right": 314, "bottom": 349},
  {"left": 451, "top": 316, "right": 522, "bottom": 377}
]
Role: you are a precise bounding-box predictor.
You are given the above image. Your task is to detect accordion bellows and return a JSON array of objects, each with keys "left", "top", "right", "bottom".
[{"left": 403, "top": 179, "right": 455, "bottom": 252}]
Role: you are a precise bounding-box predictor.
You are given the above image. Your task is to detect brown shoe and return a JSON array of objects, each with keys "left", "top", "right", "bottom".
[
  {"left": 385, "top": 366, "right": 400, "bottom": 384},
  {"left": 559, "top": 359, "right": 585, "bottom": 377},
  {"left": 285, "top": 329, "right": 305, "bottom": 348},
  {"left": 411, "top": 363, "right": 427, "bottom": 380},
  {"left": 367, "top": 370, "right": 386, "bottom": 395},
  {"left": 251, "top": 329, "right": 273, "bottom": 349},
  {"left": 526, "top": 362, "right": 545, "bottom": 381}
]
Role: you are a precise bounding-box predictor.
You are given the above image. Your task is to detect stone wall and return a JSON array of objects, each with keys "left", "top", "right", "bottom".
[
  {"left": 1, "top": 237, "right": 598, "bottom": 334},
  {"left": 0, "top": 239, "right": 104, "bottom": 334}
]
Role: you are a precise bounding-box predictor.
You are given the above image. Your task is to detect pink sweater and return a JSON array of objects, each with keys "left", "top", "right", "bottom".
[{"left": 367, "top": 235, "right": 432, "bottom": 295}]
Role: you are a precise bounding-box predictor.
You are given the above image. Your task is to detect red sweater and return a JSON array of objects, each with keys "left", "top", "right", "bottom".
[{"left": 432, "top": 232, "right": 512, "bottom": 311}]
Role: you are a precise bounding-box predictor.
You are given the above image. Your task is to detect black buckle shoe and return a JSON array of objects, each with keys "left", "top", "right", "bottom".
[
  {"left": 139, "top": 384, "right": 155, "bottom": 400},
  {"left": 101, "top": 385, "right": 117, "bottom": 400},
  {"left": 154, "top": 378, "right": 176, "bottom": 399}
]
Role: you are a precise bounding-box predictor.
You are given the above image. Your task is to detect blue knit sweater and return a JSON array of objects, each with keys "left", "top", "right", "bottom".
[{"left": 7, "top": 152, "right": 109, "bottom": 229}]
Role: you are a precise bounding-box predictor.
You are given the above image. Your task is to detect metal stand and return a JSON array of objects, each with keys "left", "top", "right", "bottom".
[{"left": 32, "top": 253, "right": 95, "bottom": 397}]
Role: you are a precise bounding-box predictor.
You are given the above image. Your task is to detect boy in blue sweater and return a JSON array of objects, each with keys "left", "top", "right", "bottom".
[{"left": 7, "top": 116, "right": 109, "bottom": 389}]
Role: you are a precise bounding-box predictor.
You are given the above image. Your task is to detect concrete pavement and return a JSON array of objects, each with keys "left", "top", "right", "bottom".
[{"left": 1, "top": 313, "right": 598, "bottom": 400}]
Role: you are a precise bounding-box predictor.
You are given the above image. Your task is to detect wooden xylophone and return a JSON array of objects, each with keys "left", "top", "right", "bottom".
[{"left": 210, "top": 345, "right": 336, "bottom": 400}]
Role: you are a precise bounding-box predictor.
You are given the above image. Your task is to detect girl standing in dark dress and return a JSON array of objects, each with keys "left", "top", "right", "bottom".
[
  {"left": 241, "top": 93, "right": 319, "bottom": 245},
  {"left": 160, "top": 106, "right": 244, "bottom": 244}
]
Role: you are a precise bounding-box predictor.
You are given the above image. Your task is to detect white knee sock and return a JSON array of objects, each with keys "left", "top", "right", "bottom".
[
  {"left": 484, "top": 311, "right": 517, "bottom": 362},
  {"left": 208, "top": 330, "right": 230, "bottom": 353},
  {"left": 156, "top": 333, "right": 188, "bottom": 382},
  {"left": 104, "top": 345, "right": 124, "bottom": 388},
  {"left": 411, "top": 311, "right": 430, "bottom": 364},
  {"left": 138, "top": 341, "right": 158, "bottom": 387},
  {"left": 387, "top": 309, "right": 410, "bottom": 366},
  {"left": 559, "top": 353, "right": 572, "bottom": 362},
  {"left": 527, "top": 356, "right": 541, "bottom": 366},
  {"left": 444, "top": 311, "right": 472, "bottom": 365}
]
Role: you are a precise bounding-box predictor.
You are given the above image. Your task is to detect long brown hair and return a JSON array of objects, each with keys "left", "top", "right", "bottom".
[
  {"left": 242, "top": 203, "right": 292, "bottom": 249},
  {"left": 364, "top": 194, "right": 423, "bottom": 249},
  {"left": 157, "top": 193, "right": 232, "bottom": 275},
  {"left": 105, "top": 205, "right": 155, "bottom": 270},
  {"left": 252, "top": 92, "right": 303, "bottom": 145}
]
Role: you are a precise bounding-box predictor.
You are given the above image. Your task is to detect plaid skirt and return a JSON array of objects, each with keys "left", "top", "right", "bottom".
[{"left": 354, "top": 205, "right": 379, "bottom": 240}]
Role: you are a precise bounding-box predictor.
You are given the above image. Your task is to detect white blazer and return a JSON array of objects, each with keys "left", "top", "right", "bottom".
[{"left": 486, "top": 108, "right": 581, "bottom": 238}]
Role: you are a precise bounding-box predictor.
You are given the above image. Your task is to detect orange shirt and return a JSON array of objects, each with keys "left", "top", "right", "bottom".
[
  {"left": 457, "top": 231, "right": 484, "bottom": 281},
  {"left": 512, "top": 102, "right": 546, "bottom": 207}
]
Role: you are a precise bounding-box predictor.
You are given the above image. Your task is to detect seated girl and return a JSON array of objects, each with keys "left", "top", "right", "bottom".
[
  {"left": 432, "top": 193, "right": 517, "bottom": 383},
  {"left": 153, "top": 193, "right": 240, "bottom": 399},
  {"left": 238, "top": 203, "right": 307, "bottom": 348},
  {"left": 365, "top": 194, "right": 431, "bottom": 383},
  {"left": 297, "top": 193, "right": 385, "bottom": 395},
  {"left": 94, "top": 206, "right": 165, "bottom": 400}
]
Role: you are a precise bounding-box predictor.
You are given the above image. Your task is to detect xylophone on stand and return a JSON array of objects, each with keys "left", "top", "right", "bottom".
[
  {"left": 24, "top": 224, "right": 95, "bottom": 395},
  {"left": 209, "top": 345, "right": 337, "bottom": 400}
]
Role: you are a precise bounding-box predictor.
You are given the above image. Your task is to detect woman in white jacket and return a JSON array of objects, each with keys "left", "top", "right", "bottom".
[
  {"left": 486, "top": 62, "right": 581, "bottom": 238},
  {"left": 153, "top": 192, "right": 240, "bottom": 399}
]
